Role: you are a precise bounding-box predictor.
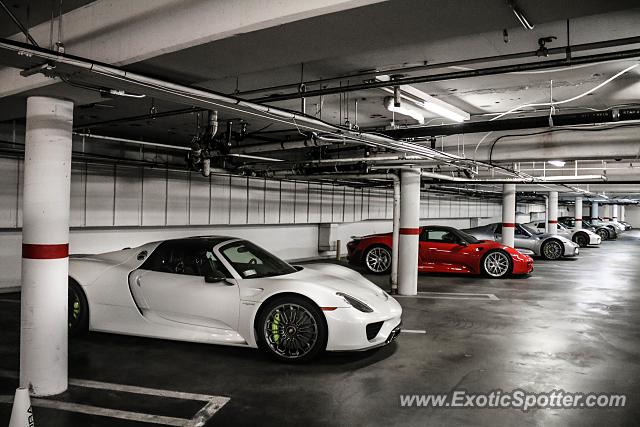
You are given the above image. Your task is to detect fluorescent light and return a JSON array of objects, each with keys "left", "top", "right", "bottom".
[
  {"left": 376, "top": 77, "right": 470, "bottom": 123},
  {"left": 548, "top": 160, "right": 566, "bottom": 167},
  {"left": 383, "top": 97, "right": 424, "bottom": 124},
  {"left": 422, "top": 101, "right": 468, "bottom": 123}
]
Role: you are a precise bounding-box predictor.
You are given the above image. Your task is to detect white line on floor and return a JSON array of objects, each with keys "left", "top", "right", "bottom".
[
  {"left": 0, "top": 299, "right": 19, "bottom": 304},
  {"left": 395, "top": 291, "right": 499, "bottom": 301},
  {"left": 0, "top": 395, "right": 189, "bottom": 426},
  {"left": 402, "top": 329, "right": 427, "bottom": 334},
  {"left": 0, "top": 370, "right": 229, "bottom": 426}
]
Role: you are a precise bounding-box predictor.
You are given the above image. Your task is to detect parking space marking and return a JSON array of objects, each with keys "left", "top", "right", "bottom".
[
  {"left": 395, "top": 292, "right": 499, "bottom": 301},
  {"left": 402, "top": 329, "right": 427, "bottom": 334},
  {"left": 0, "top": 369, "right": 229, "bottom": 426}
]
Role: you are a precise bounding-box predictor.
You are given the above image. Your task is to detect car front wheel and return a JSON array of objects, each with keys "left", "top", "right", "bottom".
[
  {"left": 363, "top": 245, "right": 392, "bottom": 274},
  {"left": 596, "top": 228, "right": 610, "bottom": 240},
  {"left": 541, "top": 239, "right": 564, "bottom": 260},
  {"left": 573, "top": 232, "right": 589, "bottom": 247},
  {"left": 257, "top": 296, "right": 327, "bottom": 363},
  {"left": 480, "top": 250, "right": 512, "bottom": 278}
]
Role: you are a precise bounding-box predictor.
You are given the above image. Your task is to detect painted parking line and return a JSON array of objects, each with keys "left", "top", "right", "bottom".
[
  {"left": 402, "top": 329, "right": 427, "bottom": 334},
  {"left": 395, "top": 292, "right": 500, "bottom": 301},
  {"left": 0, "top": 369, "right": 229, "bottom": 426}
]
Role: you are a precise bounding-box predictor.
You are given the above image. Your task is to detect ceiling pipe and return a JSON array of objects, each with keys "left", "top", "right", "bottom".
[
  {"left": 73, "top": 132, "right": 189, "bottom": 151},
  {"left": 236, "top": 36, "right": 640, "bottom": 98},
  {"left": 383, "top": 107, "right": 640, "bottom": 139},
  {"left": 251, "top": 47, "right": 640, "bottom": 103},
  {"left": 0, "top": 38, "right": 481, "bottom": 169}
]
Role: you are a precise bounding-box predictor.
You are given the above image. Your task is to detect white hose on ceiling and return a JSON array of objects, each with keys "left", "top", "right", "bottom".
[{"left": 490, "top": 63, "right": 639, "bottom": 121}]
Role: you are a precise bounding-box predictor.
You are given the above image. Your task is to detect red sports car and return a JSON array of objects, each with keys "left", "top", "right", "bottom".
[{"left": 347, "top": 225, "right": 533, "bottom": 279}]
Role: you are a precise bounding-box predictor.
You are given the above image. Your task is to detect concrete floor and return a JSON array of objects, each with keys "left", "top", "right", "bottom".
[{"left": 1, "top": 231, "right": 639, "bottom": 426}]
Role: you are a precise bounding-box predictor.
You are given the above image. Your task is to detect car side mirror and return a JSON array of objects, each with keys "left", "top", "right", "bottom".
[
  {"left": 204, "top": 272, "right": 227, "bottom": 283},
  {"left": 457, "top": 240, "right": 468, "bottom": 247}
]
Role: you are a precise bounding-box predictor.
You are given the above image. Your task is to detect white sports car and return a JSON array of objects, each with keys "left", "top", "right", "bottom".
[{"left": 68, "top": 236, "right": 402, "bottom": 362}]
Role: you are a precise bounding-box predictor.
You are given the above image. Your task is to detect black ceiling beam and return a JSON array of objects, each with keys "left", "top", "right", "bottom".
[{"left": 382, "top": 107, "right": 640, "bottom": 139}]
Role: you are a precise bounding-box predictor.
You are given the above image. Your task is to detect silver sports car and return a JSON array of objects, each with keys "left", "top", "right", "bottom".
[
  {"left": 464, "top": 223, "right": 580, "bottom": 260},
  {"left": 524, "top": 221, "right": 601, "bottom": 247}
]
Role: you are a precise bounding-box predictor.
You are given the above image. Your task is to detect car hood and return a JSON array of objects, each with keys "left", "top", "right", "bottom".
[{"left": 268, "top": 263, "right": 391, "bottom": 308}]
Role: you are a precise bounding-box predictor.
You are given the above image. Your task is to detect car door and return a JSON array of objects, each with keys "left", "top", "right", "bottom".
[
  {"left": 420, "top": 228, "right": 470, "bottom": 272},
  {"left": 129, "top": 240, "right": 240, "bottom": 330},
  {"left": 514, "top": 225, "right": 536, "bottom": 251}
]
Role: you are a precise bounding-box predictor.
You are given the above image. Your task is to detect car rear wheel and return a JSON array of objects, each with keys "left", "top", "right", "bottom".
[
  {"left": 257, "top": 296, "right": 327, "bottom": 363},
  {"left": 596, "top": 228, "right": 610, "bottom": 240},
  {"left": 68, "top": 279, "right": 89, "bottom": 336},
  {"left": 573, "top": 232, "right": 589, "bottom": 247},
  {"left": 541, "top": 239, "right": 564, "bottom": 260},
  {"left": 480, "top": 250, "right": 512, "bottom": 278},
  {"left": 363, "top": 245, "right": 392, "bottom": 274}
]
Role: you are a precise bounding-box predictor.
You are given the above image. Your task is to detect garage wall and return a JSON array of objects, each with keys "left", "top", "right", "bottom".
[
  {"left": 624, "top": 206, "right": 640, "bottom": 226},
  {"left": 0, "top": 156, "right": 526, "bottom": 290}
]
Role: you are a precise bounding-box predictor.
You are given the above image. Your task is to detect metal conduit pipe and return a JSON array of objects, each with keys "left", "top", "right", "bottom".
[{"left": 0, "top": 38, "right": 513, "bottom": 176}]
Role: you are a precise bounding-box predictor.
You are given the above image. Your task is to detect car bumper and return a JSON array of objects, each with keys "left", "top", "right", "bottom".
[
  {"left": 324, "top": 297, "right": 402, "bottom": 351},
  {"left": 590, "top": 235, "right": 602, "bottom": 245},
  {"left": 346, "top": 243, "right": 363, "bottom": 265},
  {"left": 564, "top": 242, "right": 579, "bottom": 257}
]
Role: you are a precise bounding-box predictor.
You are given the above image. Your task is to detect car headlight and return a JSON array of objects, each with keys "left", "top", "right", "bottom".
[{"left": 336, "top": 292, "right": 373, "bottom": 313}]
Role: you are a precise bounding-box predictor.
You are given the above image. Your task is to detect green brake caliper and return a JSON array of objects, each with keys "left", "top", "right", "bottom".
[{"left": 271, "top": 311, "right": 281, "bottom": 343}]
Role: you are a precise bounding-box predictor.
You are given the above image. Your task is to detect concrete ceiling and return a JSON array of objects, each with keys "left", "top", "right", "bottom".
[{"left": 0, "top": 0, "right": 639, "bottom": 197}]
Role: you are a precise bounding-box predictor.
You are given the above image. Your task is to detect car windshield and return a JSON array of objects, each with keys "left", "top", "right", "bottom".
[
  {"left": 457, "top": 230, "right": 480, "bottom": 244},
  {"left": 520, "top": 224, "right": 538, "bottom": 236},
  {"left": 219, "top": 240, "right": 297, "bottom": 279}
]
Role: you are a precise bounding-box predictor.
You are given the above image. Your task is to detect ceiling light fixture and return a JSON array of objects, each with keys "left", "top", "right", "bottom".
[
  {"left": 548, "top": 160, "right": 566, "bottom": 167},
  {"left": 377, "top": 76, "right": 470, "bottom": 123},
  {"left": 383, "top": 96, "right": 425, "bottom": 124}
]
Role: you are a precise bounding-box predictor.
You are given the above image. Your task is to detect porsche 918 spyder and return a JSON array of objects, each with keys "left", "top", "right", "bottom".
[
  {"left": 347, "top": 225, "right": 533, "bottom": 278},
  {"left": 68, "top": 236, "right": 402, "bottom": 362}
]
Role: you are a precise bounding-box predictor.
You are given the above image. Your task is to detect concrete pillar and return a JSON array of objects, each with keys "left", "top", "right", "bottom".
[
  {"left": 398, "top": 169, "right": 421, "bottom": 296},
  {"left": 390, "top": 177, "right": 400, "bottom": 294},
  {"left": 591, "top": 201, "right": 599, "bottom": 219},
  {"left": 20, "top": 97, "right": 73, "bottom": 396},
  {"left": 603, "top": 204, "right": 611, "bottom": 221},
  {"left": 620, "top": 205, "right": 626, "bottom": 222},
  {"left": 575, "top": 196, "right": 583, "bottom": 229},
  {"left": 548, "top": 191, "right": 558, "bottom": 234},
  {"left": 502, "top": 184, "right": 516, "bottom": 247},
  {"left": 612, "top": 204, "right": 619, "bottom": 221}
]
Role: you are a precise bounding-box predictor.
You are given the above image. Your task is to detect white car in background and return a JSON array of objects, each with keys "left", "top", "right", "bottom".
[
  {"left": 67, "top": 236, "right": 402, "bottom": 362},
  {"left": 525, "top": 221, "right": 601, "bottom": 247}
]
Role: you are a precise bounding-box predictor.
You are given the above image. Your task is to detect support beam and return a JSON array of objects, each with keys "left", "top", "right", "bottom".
[
  {"left": 390, "top": 177, "right": 400, "bottom": 294},
  {"left": 398, "top": 169, "right": 421, "bottom": 296},
  {"left": 20, "top": 96, "right": 73, "bottom": 396},
  {"left": 502, "top": 184, "right": 516, "bottom": 247},
  {"left": 591, "top": 201, "right": 599, "bottom": 218},
  {"left": 548, "top": 191, "right": 558, "bottom": 234},
  {"left": 575, "top": 196, "right": 583, "bottom": 229}
]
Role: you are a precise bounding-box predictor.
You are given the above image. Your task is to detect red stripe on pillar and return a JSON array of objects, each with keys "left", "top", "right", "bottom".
[
  {"left": 548, "top": 220, "right": 558, "bottom": 224},
  {"left": 502, "top": 223, "right": 516, "bottom": 227},
  {"left": 22, "top": 243, "right": 69, "bottom": 259},
  {"left": 575, "top": 218, "right": 582, "bottom": 221},
  {"left": 399, "top": 228, "right": 421, "bottom": 235}
]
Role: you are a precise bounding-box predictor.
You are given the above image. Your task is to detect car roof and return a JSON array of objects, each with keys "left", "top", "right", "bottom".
[{"left": 164, "top": 236, "right": 237, "bottom": 246}]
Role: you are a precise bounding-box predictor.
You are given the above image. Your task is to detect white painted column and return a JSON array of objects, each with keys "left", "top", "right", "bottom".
[
  {"left": 502, "top": 184, "right": 516, "bottom": 247},
  {"left": 20, "top": 97, "right": 73, "bottom": 396},
  {"left": 575, "top": 196, "right": 583, "bottom": 229},
  {"left": 548, "top": 191, "right": 558, "bottom": 234},
  {"left": 390, "top": 176, "right": 400, "bottom": 294},
  {"left": 398, "top": 169, "right": 421, "bottom": 296},
  {"left": 612, "top": 204, "right": 619, "bottom": 221},
  {"left": 591, "top": 201, "right": 599, "bottom": 219},
  {"left": 603, "top": 204, "right": 611, "bottom": 221},
  {"left": 620, "top": 205, "right": 626, "bottom": 222}
]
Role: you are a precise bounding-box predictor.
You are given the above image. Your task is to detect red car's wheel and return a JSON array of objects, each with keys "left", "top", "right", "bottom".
[
  {"left": 363, "top": 245, "right": 392, "bottom": 274},
  {"left": 480, "top": 250, "right": 512, "bottom": 279}
]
